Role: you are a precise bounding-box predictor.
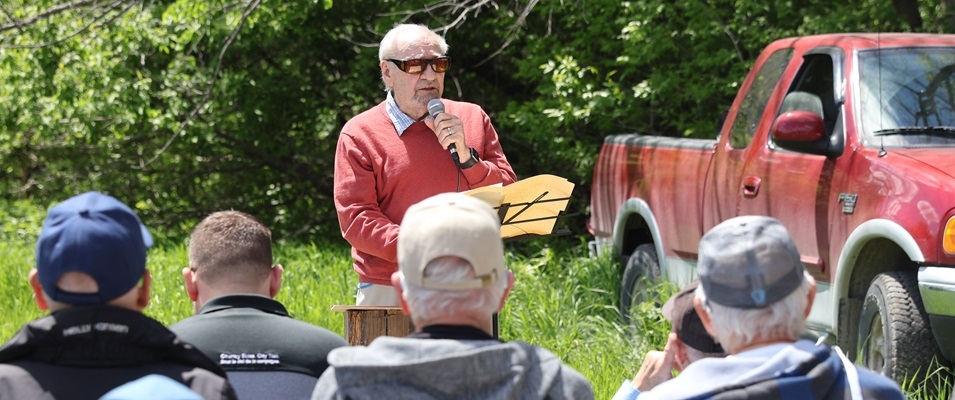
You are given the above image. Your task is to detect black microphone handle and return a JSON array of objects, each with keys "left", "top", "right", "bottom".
[{"left": 448, "top": 143, "right": 460, "bottom": 164}]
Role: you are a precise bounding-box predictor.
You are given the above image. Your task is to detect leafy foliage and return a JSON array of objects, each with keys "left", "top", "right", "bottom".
[{"left": 0, "top": 0, "right": 951, "bottom": 241}]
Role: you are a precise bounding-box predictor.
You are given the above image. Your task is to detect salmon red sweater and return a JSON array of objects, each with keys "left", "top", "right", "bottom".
[{"left": 334, "top": 99, "right": 517, "bottom": 285}]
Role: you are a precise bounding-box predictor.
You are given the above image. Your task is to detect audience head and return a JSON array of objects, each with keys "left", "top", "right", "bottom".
[
  {"left": 694, "top": 215, "right": 816, "bottom": 354},
  {"left": 31, "top": 191, "right": 153, "bottom": 312},
  {"left": 99, "top": 374, "right": 203, "bottom": 400},
  {"left": 378, "top": 24, "right": 450, "bottom": 118},
  {"left": 183, "top": 211, "right": 280, "bottom": 310},
  {"left": 662, "top": 279, "right": 725, "bottom": 369},
  {"left": 393, "top": 193, "right": 513, "bottom": 333}
]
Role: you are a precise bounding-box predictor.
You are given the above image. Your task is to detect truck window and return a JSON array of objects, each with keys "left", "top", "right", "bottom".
[
  {"left": 728, "top": 49, "right": 793, "bottom": 149},
  {"left": 859, "top": 46, "right": 955, "bottom": 148},
  {"left": 779, "top": 53, "right": 838, "bottom": 136}
]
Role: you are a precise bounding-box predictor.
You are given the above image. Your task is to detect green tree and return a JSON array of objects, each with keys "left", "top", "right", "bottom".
[{"left": 0, "top": 0, "right": 951, "bottom": 241}]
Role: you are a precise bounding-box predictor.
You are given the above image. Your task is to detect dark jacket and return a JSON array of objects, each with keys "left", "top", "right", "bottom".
[
  {"left": 170, "top": 294, "right": 348, "bottom": 377},
  {"left": 0, "top": 306, "right": 236, "bottom": 400}
]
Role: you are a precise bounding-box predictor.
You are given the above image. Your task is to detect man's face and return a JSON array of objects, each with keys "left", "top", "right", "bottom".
[{"left": 381, "top": 32, "right": 445, "bottom": 120}]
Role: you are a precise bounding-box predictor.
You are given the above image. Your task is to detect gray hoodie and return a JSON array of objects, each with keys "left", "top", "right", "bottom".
[{"left": 310, "top": 336, "right": 594, "bottom": 400}]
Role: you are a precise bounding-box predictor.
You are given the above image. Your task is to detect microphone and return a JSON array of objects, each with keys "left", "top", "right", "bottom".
[{"left": 427, "top": 99, "right": 460, "bottom": 164}]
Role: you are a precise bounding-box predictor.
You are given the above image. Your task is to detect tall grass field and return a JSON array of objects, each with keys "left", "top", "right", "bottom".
[{"left": 0, "top": 200, "right": 951, "bottom": 399}]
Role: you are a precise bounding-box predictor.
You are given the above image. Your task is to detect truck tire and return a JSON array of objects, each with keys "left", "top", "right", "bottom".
[
  {"left": 620, "top": 243, "right": 662, "bottom": 324},
  {"left": 857, "top": 271, "right": 938, "bottom": 383}
]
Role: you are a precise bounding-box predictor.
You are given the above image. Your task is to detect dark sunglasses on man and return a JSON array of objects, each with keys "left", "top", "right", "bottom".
[{"left": 387, "top": 57, "right": 451, "bottom": 74}]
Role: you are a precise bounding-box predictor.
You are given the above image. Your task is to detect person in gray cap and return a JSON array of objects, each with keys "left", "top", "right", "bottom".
[
  {"left": 0, "top": 191, "right": 236, "bottom": 400},
  {"left": 613, "top": 215, "right": 904, "bottom": 400},
  {"left": 311, "top": 192, "right": 594, "bottom": 400}
]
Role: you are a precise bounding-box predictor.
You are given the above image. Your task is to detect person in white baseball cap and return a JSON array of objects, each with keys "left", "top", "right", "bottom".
[{"left": 312, "top": 192, "right": 594, "bottom": 400}]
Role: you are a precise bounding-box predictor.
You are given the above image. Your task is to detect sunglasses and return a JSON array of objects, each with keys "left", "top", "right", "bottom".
[{"left": 387, "top": 57, "right": 451, "bottom": 74}]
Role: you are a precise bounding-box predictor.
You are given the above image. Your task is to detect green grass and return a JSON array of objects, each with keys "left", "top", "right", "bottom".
[{"left": 0, "top": 201, "right": 951, "bottom": 398}]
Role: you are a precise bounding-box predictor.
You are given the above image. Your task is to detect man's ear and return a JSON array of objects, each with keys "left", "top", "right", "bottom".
[
  {"left": 496, "top": 271, "right": 516, "bottom": 313},
  {"left": 28, "top": 269, "right": 49, "bottom": 311},
  {"left": 670, "top": 335, "right": 690, "bottom": 372},
  {"left": 380, "top": 61, "right": 394, "bottom": 89},
  {"left": 269, "top": 264, "right": 283, "bottom": 298},
  {"left": 391, "top": 272, "right": 411, "bottom": 315},
  {"left": 135, "top": 269, "right": 151, "bottom": 310},
  {"left": 182, "top": 267, "right": 199, "bottom": 302}
]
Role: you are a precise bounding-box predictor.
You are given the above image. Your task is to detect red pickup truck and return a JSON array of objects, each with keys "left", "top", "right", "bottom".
[{"left": 589, "top": 33, "right": 955, "bottom": 383}]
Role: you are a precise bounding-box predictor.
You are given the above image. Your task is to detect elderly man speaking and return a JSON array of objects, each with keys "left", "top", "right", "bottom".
[{"left": 614, "top": 216, "right": 904, "bottom": 400}]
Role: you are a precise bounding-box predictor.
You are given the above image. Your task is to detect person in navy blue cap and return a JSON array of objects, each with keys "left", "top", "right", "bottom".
[{"left": 0, "top": 191, "right": 236, "bottom": 400}]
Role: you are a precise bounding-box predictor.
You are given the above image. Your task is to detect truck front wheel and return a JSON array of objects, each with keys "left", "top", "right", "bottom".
[
  {"left": 857, "top": 271, "right": 937, "bottom": 383},
  {"left": 619, "top": 243, "right": 661, "bottom": 324}
]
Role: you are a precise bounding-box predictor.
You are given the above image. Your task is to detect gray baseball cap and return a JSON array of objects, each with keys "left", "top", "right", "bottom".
[{"left": 698, "top": 216, "right": 804, "bottom": 309}]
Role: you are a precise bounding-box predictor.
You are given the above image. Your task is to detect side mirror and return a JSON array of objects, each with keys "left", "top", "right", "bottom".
[
  {"left": 773, "top": 110, "right": 835, "bottom": 157},
  {"left": 774, "top": 111, "right": 824, "bottom": 142}
]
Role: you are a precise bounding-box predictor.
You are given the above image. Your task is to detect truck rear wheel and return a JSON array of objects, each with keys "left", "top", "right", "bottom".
[
  {"left": 857, "top": 271, "right": 938, "bottom": 383},
  {"left": 620, "top": 243, "right": 661, "bottom": 324}
]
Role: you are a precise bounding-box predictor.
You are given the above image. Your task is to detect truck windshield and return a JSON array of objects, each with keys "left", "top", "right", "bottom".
[{"left": 859, "top": 47, "right": 955, "bottom": 148}]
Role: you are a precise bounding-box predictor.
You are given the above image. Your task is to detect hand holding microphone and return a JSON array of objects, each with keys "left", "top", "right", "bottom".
[{"left": 428, "top": 99, "right": 476, "bottom": 168}]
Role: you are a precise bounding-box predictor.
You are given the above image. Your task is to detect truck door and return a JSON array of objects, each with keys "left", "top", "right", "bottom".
[
  {"left": 737, "top": 48, "right": 844, "bottom": 284},
  {"left": 704, "top": 48, "right": 792, "bottom": 229}
]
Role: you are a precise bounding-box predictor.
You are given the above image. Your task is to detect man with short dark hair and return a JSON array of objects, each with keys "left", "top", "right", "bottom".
[
  {"left": 171, "top": 211, "right": 348, "bottom": 399},
  {"left": 0, "top": 191, "right": 235, "bottom": 399},
  {"left": 614, "top": 216, "right": 905, "bottom": 400},
  {"left": 313, "top": 193, "right": 593, "bottom": 399}
]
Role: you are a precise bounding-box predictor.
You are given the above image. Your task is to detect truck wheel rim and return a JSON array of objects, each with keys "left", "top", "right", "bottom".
[{"left": 865, "top": 312, "right": 887, "bottom": 374}]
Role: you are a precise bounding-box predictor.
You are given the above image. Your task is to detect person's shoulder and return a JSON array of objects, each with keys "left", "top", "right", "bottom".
[
  {"left": 0, "top": 363, "right": 48, "bottom": 399},
  {"left": 167, "top": 314, "right": 205, "bottom": 336},
  {"left": 0, "top": 361, "right": 36, "bottom": 380},
  {"left": 178, "top": 367, "right": 237, "bottom": 400},
  {"left": 342, "top": 101, "right": 388, "bottom": 129},
  {"left": 854, "top": 368, "right": 906, "bottom": 399},
  {"left": 512, "top": 341, "right": 588, "bottom": 375},
  {"left": 510, "top": 342, "right": 594, "bottom": 399},
  {"left": 278, "top": 317, "right": 349, "bottom": 345}
]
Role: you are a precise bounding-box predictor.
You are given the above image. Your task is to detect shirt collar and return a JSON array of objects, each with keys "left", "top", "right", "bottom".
[
  {"left": 386, "top": 90, "right": 425, "bottom": 136},
  {"left": 407, "top": 324, "right": 499, "bottom": 341},
  {"left": 197, "top": 294, "right": 290, "bottom": 317}
]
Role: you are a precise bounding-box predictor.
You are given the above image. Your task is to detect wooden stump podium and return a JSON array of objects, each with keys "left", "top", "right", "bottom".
[{"left": 330, "top": 305, "right": 415, "bottom": 346}]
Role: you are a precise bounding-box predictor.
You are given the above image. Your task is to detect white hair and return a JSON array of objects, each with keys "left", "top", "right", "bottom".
[
  {"left": 696, "top": 271, "right": 815, "bottom": 352},
  {"left": 378, "top": 24, "right": 449, "bottom": 62},
  {"left": 400, "top": 256, "right": 507, "bottom": 324}
]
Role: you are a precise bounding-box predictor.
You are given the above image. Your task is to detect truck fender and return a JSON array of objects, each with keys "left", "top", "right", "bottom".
[
  {"left": 831, "top": 219, "right": 924, "bottom": 330},
  {"left": 613, "top": 198, "right": 667, "bottom": 275}
]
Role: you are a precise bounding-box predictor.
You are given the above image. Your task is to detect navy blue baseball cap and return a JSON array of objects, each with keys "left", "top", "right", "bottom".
[
  {"left": 100, "top": 374, "right": 203, "bottom": 400},
  {"left": 36, "top": 191, "right": 153, "bottom": 305}
]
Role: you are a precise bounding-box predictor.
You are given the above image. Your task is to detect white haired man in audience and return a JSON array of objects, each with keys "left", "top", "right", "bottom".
[
  {"left": 312, "top": 192, "right": 593, "bottom": 400},
  {"left": 613, "top": 215, "right": 904, "bottom": 400}
]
